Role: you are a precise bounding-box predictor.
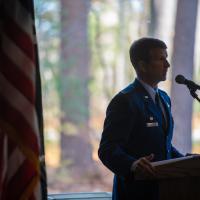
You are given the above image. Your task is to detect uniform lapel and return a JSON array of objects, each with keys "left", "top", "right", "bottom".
[
  {"left": 133, "top": 79, "right": 163, "bottom": 128},
  {"left": 159, "top": 92, "right": 172, "bottom": 133},
  {"left": 143, "top": 94, "right": 163, "bottom": 128}
]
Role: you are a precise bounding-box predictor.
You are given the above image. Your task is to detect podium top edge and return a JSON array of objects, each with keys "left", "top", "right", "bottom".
[{"left": 151, "top": 155, "right": 200, "bottom": 167}]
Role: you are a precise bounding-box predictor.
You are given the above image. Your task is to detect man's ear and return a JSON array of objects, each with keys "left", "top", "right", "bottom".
[{"left": 138, "top": 61, "right": 147, "bottom": 73}]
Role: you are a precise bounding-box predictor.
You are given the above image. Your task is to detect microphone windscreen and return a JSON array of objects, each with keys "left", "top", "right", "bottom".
[{"left": 175, "top": 74, "right": 185, "bottom": 84}]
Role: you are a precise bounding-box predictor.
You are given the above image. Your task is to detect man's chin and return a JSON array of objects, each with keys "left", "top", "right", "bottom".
[
  {"left": 162, "top": 74, "right": 167, "bottom": 81},
  {"left": 159, "top": 77, "right": 166, "bottom": 83}
]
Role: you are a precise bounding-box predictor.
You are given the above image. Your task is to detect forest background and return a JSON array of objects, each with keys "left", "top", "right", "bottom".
[{"left": 34, "top": 0, "right": 200, "bottom": 193}]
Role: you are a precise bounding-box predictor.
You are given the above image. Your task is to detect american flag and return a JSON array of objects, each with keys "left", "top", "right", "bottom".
[{"left": 0, "top": 0, "right": 47, "bottom": 199}]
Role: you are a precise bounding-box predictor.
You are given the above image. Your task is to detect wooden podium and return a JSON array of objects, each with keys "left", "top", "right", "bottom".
[{"left": 135, "top": 155, "right": 200, "bottom": 200}]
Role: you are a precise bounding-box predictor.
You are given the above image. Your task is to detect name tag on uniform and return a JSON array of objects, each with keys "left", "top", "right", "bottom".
[{"left": 146, "top": 122, "right": 159, "bottom": 127}]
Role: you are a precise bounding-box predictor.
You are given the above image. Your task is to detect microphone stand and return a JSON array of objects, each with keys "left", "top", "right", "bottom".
[{"left": 188, "top": 86, "right": 200, "bottom": 103}]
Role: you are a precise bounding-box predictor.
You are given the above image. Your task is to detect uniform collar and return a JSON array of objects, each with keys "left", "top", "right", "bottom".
[{"left": 137, "top": 78, "right": 158, "bottom": 103}]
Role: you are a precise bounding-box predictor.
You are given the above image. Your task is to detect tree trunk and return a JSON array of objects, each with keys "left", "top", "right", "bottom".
[
  {"left": 148, "top": 0, "right": 176, "bottom": 57},
  {"left": 171, "top": 0, "right": 198, "bottom": 154},
  {"left": 59, "top": 0, "right": 94, "bottom": 177}
]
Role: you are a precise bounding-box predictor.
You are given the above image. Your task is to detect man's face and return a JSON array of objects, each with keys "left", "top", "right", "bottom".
[{"left": 144, "top": 48, "right": 170, "bottom": 84}]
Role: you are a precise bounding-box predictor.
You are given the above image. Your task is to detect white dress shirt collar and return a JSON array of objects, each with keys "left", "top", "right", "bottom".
[{"left": 137, "top": 78, "right": 158, "bottom": 103}]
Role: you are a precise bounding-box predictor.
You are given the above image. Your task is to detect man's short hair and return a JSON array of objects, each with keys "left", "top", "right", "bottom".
[{"left": 129, "top": 37, "right": 167, "bottom": 69}]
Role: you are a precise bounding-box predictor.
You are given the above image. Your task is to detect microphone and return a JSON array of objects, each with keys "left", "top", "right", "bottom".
[{"left": 175, "top": 75, "right": 200, "bottom": 90}]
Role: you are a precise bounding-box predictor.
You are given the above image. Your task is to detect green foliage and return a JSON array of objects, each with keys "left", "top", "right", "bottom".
[
  {"left": 34, "top": 0, "right": 142, "bottom": 136},
  {"left": 34, "top": 0, "right": 61, "bottom": 139},
  {"left": 59, "top": 76, "right": 90, "bottom": 124}
]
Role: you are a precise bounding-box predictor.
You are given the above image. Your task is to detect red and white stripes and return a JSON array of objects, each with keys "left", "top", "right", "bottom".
[{"left": 0, "top": 0, "right": 43, "bottom": 199}]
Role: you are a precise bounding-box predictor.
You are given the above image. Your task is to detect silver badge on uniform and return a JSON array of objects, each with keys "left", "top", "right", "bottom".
[{"left": 146, "top": 122, "right": 159, "bottom": 127}]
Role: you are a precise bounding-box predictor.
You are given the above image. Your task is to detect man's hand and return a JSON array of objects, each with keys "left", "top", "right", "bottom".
[{"left": 131, "top": 154, "right": 156, "bottom": 176}]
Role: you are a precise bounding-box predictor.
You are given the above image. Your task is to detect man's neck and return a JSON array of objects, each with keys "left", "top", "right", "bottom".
[{"left": 138, "top": 77, "right": 158, "bottom": 89}]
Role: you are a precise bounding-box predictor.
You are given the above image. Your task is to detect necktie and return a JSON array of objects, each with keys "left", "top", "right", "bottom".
[{"left": 155, "top": 92, "right": 167, "bottom": 131}]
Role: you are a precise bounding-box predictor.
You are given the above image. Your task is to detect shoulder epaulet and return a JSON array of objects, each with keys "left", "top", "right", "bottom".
[
  {"left": 121, "top": 83, "right": 135, "bottom": 94},
  {"left": 158, "top": 89, "right": 169, "bottom": 98}
]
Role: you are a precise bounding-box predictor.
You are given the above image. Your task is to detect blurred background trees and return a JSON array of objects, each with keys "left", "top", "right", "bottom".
[
  {"left": 59, "top": 0, "right": 95, "bottom": 179},
  {"left": 34, "top": 0, "right": 200, "bottom": 193},
  {"left": 171, "top": 0, "right": 199, "bottom": 154}
]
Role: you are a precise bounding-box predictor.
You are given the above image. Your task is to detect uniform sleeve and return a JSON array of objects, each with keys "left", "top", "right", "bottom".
[
  {"left": 98, "top": 93, "right": 137, "bottom": 179},
  {"left": 168, "top": 93, "right": 184, "bottom": 158},
  {"left": 162, "top": 91, "right": 184, "bottom": 158}
]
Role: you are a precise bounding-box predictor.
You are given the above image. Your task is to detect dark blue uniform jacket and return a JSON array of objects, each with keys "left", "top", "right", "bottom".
[{"left": 98, "top": 79, "right": 183, "bottom": 200}]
